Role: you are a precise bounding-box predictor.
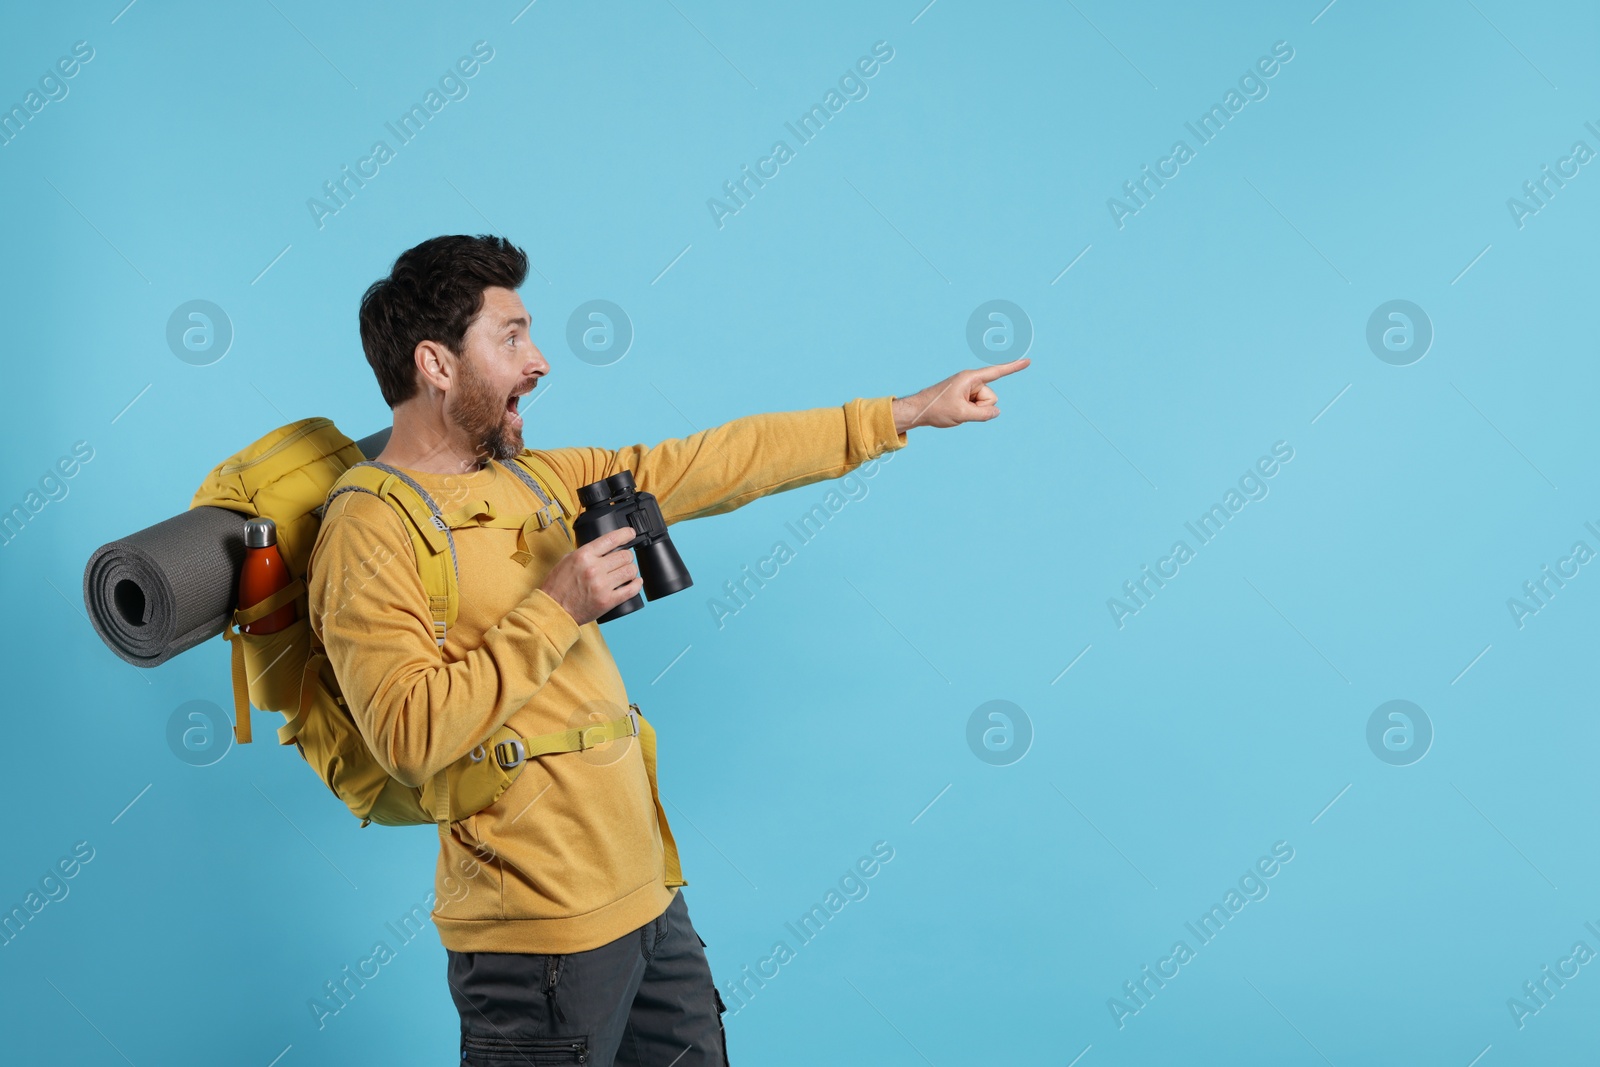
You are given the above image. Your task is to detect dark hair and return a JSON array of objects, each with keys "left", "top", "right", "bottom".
[{"left": 358, "top": 234, "right": 529, "bottom": 408}]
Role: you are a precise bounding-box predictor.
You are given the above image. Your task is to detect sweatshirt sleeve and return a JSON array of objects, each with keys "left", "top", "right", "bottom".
[
  {"left": 532, "top": 396, "right": 908, "bottom": 524},
  {"left": 305, "top": 493, "right": 583, "bottom": 788}
]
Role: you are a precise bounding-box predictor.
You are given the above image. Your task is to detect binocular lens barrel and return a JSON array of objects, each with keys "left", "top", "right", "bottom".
[{"left": 636, "top": 537, "right": 692, "bottom": 600}]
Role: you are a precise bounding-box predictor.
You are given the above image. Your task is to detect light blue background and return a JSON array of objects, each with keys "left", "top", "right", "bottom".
[{"left": 2, "top": 0, "right": 1597, "bottom": 1063}]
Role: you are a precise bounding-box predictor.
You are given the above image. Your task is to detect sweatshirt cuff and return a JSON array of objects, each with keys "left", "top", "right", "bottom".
[
  {"left": 852, "top": 396, "right": 908, "bottom": 462},
  {"left": 521, "top": 586, "right": 584, "bottom": 654}
]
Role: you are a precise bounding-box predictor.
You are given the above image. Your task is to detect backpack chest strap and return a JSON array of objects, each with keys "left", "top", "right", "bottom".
[
  {"left": 436, "top": 499, "right": 571, "bottom": 572},
  {"left": 438, "top": 499, "right": 498, "bottom": 529},
  {"left": 438, "top": 498, "right": 549, "bottom": 533}
]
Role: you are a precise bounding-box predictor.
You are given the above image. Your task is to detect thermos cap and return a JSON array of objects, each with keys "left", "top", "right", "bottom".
[{"left": 244, "top": 517, "right": 278, "bottom": 549}]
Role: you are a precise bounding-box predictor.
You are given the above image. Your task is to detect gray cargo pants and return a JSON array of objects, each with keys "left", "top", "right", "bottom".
[{"left": 446, "top": 891, "right": 730, "bottom": 1066}]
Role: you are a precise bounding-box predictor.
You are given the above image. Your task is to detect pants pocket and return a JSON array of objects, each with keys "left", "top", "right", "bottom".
[{"left": 461, "top": 1033, "right": 590, "bottom": 1066}]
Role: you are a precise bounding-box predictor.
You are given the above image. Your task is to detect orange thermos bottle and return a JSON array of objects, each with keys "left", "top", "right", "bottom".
[{"left": 239, "top": 517, "right": 297, "bottom": 634}]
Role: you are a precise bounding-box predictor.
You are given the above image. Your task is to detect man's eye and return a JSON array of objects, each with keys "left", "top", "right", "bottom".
[{"left": 508, "top": 335, "right": 517, "bottom": 346}]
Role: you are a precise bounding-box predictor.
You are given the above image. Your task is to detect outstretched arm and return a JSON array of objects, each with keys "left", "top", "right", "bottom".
[
  {"left": 532, "top": 358, "right": 1030, "bottom": 524},
  {"left": 533, "top": 397, "right": 903, "bottom": 525}
]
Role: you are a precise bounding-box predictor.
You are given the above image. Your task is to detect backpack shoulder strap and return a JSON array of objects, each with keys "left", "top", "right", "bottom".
[
  {"left": 503, "top": 451, "right": 575, "bottom": 546},
  {"left": 324, "top": 461, "right": 460, "bottom": 649}
]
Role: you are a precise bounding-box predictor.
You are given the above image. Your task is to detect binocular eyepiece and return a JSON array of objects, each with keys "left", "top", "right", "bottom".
[{"left": 572, "top": 470, "right": 693, "bottom": 623}]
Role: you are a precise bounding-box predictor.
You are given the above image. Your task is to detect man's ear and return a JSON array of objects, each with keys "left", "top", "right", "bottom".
[{"left": 414, "top": 339, "right": 456, "bottom": 395}]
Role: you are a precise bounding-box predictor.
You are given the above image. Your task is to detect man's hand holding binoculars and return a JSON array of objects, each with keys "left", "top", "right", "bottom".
[
  {"left": 541, "top": 525, "right": 642, "bottom": 626},
  {"left": 892, "top": 357, "right": 1031, "bottom": 433}
]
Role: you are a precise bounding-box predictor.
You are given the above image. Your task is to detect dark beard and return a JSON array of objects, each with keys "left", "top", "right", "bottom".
[{"left": 452, "top": 357, "right": 520, "bottom": 465}]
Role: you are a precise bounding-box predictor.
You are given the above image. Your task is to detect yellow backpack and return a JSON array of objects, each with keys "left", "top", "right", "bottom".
[{"left": 191, "top": 415, "right": 679, "bottom": 868}]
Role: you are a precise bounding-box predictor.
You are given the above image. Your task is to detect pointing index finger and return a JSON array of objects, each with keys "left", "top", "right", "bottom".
[{"left": 973, "top": 357, "right": 1031, "bottom": 383}]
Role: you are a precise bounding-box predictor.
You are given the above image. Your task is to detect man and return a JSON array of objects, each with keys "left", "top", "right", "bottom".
[{"left": 306, "top": 234, "right": 1028, "bottom": 1066}]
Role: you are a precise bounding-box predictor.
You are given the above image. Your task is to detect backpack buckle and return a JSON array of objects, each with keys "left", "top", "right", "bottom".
[
  {"left": 493, "top": 738, "right": 526, "bottom": 770},
  {"left": 532, "top": 501, "right": 562, "bottom": 530}
]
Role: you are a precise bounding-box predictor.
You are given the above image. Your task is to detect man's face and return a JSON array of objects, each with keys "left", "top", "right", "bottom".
[{"left": 445, "top": 286, "right": 547, "bottom": 465}]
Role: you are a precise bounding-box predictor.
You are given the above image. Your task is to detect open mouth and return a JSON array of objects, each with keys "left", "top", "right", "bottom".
[{"left": 505, "top": 381, "right": 535, "bottom": 429}]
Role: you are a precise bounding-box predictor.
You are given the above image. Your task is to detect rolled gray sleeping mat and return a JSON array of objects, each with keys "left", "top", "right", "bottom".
[{"left": 81, "top": 427, "right": 391, "bottom": 668}]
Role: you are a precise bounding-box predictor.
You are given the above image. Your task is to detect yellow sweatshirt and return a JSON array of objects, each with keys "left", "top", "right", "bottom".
[{"left": 305, "top": 396, "right": 907, "bottom": 953}]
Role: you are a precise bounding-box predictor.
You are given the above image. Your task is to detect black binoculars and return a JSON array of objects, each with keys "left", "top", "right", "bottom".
[{"left": 572, "top": 469, "right": 693, "bottom": 623}]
